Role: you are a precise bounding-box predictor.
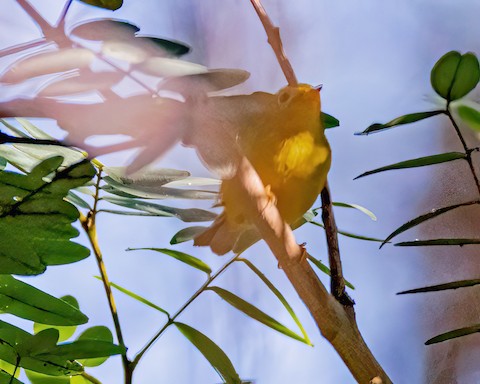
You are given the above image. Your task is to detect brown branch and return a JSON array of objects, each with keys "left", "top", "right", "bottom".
[
  {"left": 232, "top": 157, "right": 392, "bottom": 383},
  {"left": 249, "top": 0, "right": 298, "bottom": 86},
  {"left": 321, "top": 180, "right": 355, "bottom": 310}
]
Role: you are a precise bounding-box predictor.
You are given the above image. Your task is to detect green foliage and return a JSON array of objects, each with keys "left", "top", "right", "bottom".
[
  {"left": 431, "top": 51, "right": 480, "bottom": 101},
  {"left": 174, "top": 322, "right": 242, "bottom": 384},
  {"left": 360, "top": 50, "right": 480, "bottom": 345},
  {"left": 0, "top": 277, "right": 87, "bottom": 326},
  {"left": 0, "top": 157, "right": 94, "bottom": 275}
]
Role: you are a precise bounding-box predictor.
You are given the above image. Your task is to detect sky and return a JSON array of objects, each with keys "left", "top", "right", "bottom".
[{"left": 1, "top": 0, "right": 480, "bottom": 383}]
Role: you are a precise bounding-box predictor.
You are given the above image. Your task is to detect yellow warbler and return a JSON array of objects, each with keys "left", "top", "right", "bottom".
[{"left": 194, "top": 84, "right": 331, "bottom": 255}]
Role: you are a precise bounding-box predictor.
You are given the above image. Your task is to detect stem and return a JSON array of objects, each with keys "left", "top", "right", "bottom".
[
  {"left": 56, "top": 0, "right": 73, "bottom": 28},
  {"left": 131, "top": 254, "right": 239, "bottom": 369},
  {"left": 81, "top": 372, "right": 103, "bottom": 384},
  {"left": 446, "top": 107, "right": 480, "bottom": 196},
  {"left": 249, "top": 0, "right": 298, "bottom": 86},
  {"left": 320, "top": 181, "right": 355, "bottom": 311},
  {"left": 80, "top": 168, "right": 131, "bottom": 383}
]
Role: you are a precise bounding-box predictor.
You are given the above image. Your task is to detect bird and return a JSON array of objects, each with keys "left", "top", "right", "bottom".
[{"left": 194, "top": 83, "right": 331, "bottom": 255}]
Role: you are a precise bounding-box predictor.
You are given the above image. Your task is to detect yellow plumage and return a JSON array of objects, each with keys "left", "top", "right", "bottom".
[{"left": 194, "top": 84, "right": 331, "bottom": 255}]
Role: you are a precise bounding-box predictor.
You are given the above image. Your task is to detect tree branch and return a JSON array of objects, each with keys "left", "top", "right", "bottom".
[{"left": 232, "top": 157, "right": 392, "bottom": 383}]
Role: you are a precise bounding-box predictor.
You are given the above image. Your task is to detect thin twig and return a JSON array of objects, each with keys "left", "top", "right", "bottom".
[
  {"left": 446, "top": 107, "right": 480, "bottom": 196},
  {"left": 56, "top": 0, "right": 74, "bottom": 29},
  {"left": 321, "top": 181, "right": 355, "bottom": 310},
  {"left": 249, "top": 0, "right": 298, "bottom": 86},
  {"left": 80, "top": 168, "right": 131, "bottom": 383},
  {"left": 131, "top": 254, "right": 240, "bottom": 369}
]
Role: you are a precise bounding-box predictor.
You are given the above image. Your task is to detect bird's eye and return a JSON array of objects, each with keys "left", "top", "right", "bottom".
[{"left": 277, "top": 89, "right": 293, "bottom": 105}]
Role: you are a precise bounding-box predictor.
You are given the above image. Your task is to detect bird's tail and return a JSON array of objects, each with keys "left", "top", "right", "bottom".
[{"left": 193, "top": 214, "right": 239, "bottom": 255}]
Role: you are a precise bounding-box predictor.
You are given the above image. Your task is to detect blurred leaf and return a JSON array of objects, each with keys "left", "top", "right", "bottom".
[
  {"left": 174, "top": 322, "right": 241, "bottom": 384},
  {"left": 0, "top": 276, "right": 87, "bottom": 325},
  {"left": 395, "top": 238, "right": 480, "bottom": 246},
  {"left": 77, "top": 326, "right": 113, "bottom": 367},
  {"left": 309, "top": 221, "right": 385, "bottom": 243},
  {"left": 170, "top": 226, "right": 207, "bottom": 244},
  {"left": 70, "top": 19, "right": 139, "bottom": 40},
  {"left": 425, "top": 324, "right": 480, "bottom": 345},
  {"left": 138, "top": 57, "right": 207, "bottom": 77},
  {"left": 321, "top": 112, "right": 339, "bottom": 129},
  {"left": 238, "top": 258, "right": 311, "bottom": 344},
  {"left": 354, "top": 152, "right": 467, "bottom": 179},
  {"left": 127, "top": 248, "right": 211, "bottom": 275},
  {"left": 357, "top": 110, "right": 444, "bottom": 135},
  {"left": 165, "top": 177, "right": 221, "bottom": 187},
  {"left": 34, "top": 295, "right": 79, "bottom": 342},
  {"left": 457, "top": 105, "right": 480, "bottom": 132},
  {"left": 398, "top": 279, "right": 480, "bottom": 295},
  {"left": 1, "top": 119, "right": 29, "bottom": 138},
  {"left": 307, "top": 256, "right": 355, "bottom": 290},
  {"left": 100, "top": 278, "right": 170, "bottom": 317},
  {"left": 102, "top": 196, "right": 217, "bottom": 222},
  {"left": 381, "top": 200, "right": 479, "bottom": 248},
  {"left": 135, "top": 36, "right": 190, "bottom": 57},
  {"left": 0, "top": 157, "right": 5, "bottom": 171},
  {"left": 206, "top": 286, "right": 307, "bottom": 343},
  {"left": 431, "top": 51, "right": 480, "bottom": 101},
  {"left": 330, "top": 202, "right": 377, "bottom": 221},
  {"left": 39, "top": 72, "right": 124, "bottom": 97},
  {"left": 103, "top": 175, "right": 217, "bottom": 200},
  {"left": 0, "top": 158, "right": 95, "bottom": 275},
  {"left": 77, "top": 0, "right": 123, "bottom": 10},
  {"left": 0, "top": 320, "right": 83, "bottom": 376},
  {"left": 164, "top": 69, "right": 250, "bottom": 92},
  {"left": 0, "top": 49, "right": 95, "bottom": 84},
  {"left": 103, "top": 166, "right": 189, "bottom": 185}
]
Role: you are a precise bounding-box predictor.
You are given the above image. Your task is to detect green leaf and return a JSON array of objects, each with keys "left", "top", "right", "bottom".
[
  {"left": 170, "top": 226, "right": 207, "bottom": 244},
  {"left": 431, "top": 51, "right": 480, "bottom": 101},
  {"left": 76, "top": 326, "right": 113, "bottom": 367},
  {"left": 309, "top": 221, "right": 385, "bottom": 243},
  {"left": 0, "top": 276, "right": 88, "bottom": 325},
  {"left": 127, "top": 248, "right": 211, "bottom": 275},
  {"left": 330, "top": 202, "right": 377, "bottom": 221},
  {"left": 35, "top": 340, "right": 125, "bottom": 360},
  {"left": 77, "top": 0, "right": 123, "bottom": 10},
  {"left": 321, "top": 112, "right": 339, "bottom": 129},
  {"left": 425, "top": 324, "right": 480, "bottom": 345},
  {"left": 66, "top": 191, "right": 91, "bottom": 210},
  {"left": 0, "top": 320, "right": 83, "bottom": 376},
  {"left": 0, "top": 370, "right": 23, "bottom": 384},
  {"left": 102, "top": 196, "right": 217, "bottom": 222},
  {"left": 0, "top": 158, "right": 95, "bottom": 275},
  {"left": 398, "top": 279, "right": 480, "bottom": 295},
  {"left": 381, "top": 200, "right": 479, "bottom": 248},
  {"left": 34, "top": 296, "right": 79, "bottom": 342},
  {"left": 174, "top": 322, "right": 241, "bottom": 384},
  {"left": 25, "top": 370, "right": 69, "bottom": 384},
  {"left": 238, "top": 258, "right": 311, "bottom": 344},
  {"left": 15, "top": 118, "right": 54, "bottom": 140},
  {"left": 395, "top": 238, "right": 480, "bottom": 246},
  {"left": 0, "top": 157, "right": 6, "bottom": 171},
  {"left": 307, "top": 256, "right": 355, "bottom": 290},
  {"left": 457, "top": 105, "right": 480, "bottom": 132},
  {"left": 99, "top": 278, "right": 170, "bottom": 317},
  {"left": 206, "top": 286, "right": 307, "bottom": 343},
  {"left": 356, "top": 111, "right": 444, "bottom": 135},
  {"left": 354, "top": 152, "right": 467, "bottom": 179}
]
